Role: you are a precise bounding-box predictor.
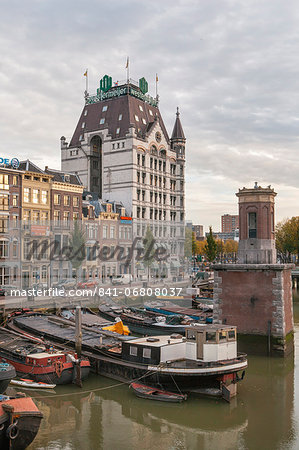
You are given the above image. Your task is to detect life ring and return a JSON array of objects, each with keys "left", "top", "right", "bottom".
[{"left": 6, "top": 423, "right": 19, "bottom": 440}]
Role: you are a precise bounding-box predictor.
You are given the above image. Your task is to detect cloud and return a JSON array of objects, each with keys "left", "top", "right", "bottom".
[{"left": 1, "top": 0, "right": 299, "bottom": 231}]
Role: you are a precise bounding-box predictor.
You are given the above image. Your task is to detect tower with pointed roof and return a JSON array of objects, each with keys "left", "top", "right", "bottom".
[{"left": 61, "top": 75, "right": 186, "bottom": 277}]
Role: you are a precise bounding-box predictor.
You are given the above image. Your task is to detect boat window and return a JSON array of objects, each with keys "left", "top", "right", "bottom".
[
  {"left": 205, "top": 331, "right": 216, "bottom": 342},
  {"left": 143, "top": 348, "right": 151, "bottom": 359},
  {"left": 228, "top": 330, "right": 236, "bottom": 341},
  {"left": 186, "top": 330, "right": 196, "bottom": 341},
  {"left": 219, "top": 331, "right": 227, "bottom": 341},
  {"left": 130, "top": 346, "right": 138, "bottom": 356}
]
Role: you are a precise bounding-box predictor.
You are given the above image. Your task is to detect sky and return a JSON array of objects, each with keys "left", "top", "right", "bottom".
[{"left": 1, "top": 0, "right": 299, "bottom": 232}]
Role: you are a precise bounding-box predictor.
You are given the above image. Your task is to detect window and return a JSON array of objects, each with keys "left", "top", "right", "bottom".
[
  {"left": 137, "top": 189, "right": 140, "bottom": 201},
  {"left": 12, "top": 240, "right": 18, "bottom": 257},
  {"left": 82, "top": 122, "right": 85, "bottom": 128},
  {"left": 54, "top": 210, "right": 60, "bottom": 225},
  {"left": 41, "top": 212, "right": 48, "bottom": 224},
  {"left": 73, "top": 197, "right": 79, "bottom": 207},
  {"left": 103, "top": 226, "right": 108, "bottom": 239},
  {"left": 24, "top": 188, "right": 30, "bottom": 203},
  {"left": 142, "top": 208, "right": 145, "bottom": 219},
  {"left": 0, "top": 216, "right": 8, "bottom": 233},
  {"left": 64, "top": 195, "right": 70, "bottom": 206},
  {"left": 11, "top": 216, "right": 18, "bottom": 228},
  {"left": 137, "top": 207, "right": 140, "bottom": 219},
  {"left": 219, "top": 331, "right": 227, "bottom": 341},
  {"left": 73, "top": 212, "right": 79, "bottom": 220},
  {"left": 41, "top": 191, "right": 48, "bottom": 205},
  {"left": 205, "top": 331, "right": 216, "bottom": 342},
  {"left": 0, "top": 175, "right": 9, "bottom": 190},
  {"left": 100, "top": 118, "right": 105, "bottom": 124},
  {"left": 248, "top": 212, "right": 257, "bottom": 238},
  {"left": 13, "top": 176, "right": 18, "bottom": 186},
  {"left": 102, "top": 105, "right": 108, "bottom": 112},
  {"left": 142, "top": 118, "right": 146, "bottom": 125},
  {"left": 142, "top": 190, "right": 145, "bottom": 201},
  {"left": 122, "top": 142, "right": 125, "bottom": 148},
  {"left": 134, "top": 115, "right": 139, "bottom": 122},
  {"left": 116, "top": 128, "right": 120, "bottom": 134},
  {"left": 32, "top": 189, "right": 39, "bottom": 204},
  {"left": 137, "top": 171, "right": 140, "bottom": 183},
  {"left": 149, "top": 110, "right": 153, "bottom": 116},
  {"left": 150, "top": 157, "right": 153, "bottom": 169},
  {"left": 130, "top": 346, "right": 138, "bottom": 356},
  {"left": 79, "top": 135, "right": 83, "bottom": 141},
  {"left": 228, "top": 330, "right": 236, "bottom": 341},
  {"left": 139, "top": 105, "right": 143, "bottom": 112},
  {"left": 110, "top": 226, "right": 115, "bottom": 239},
  {"left": 137, "top": 154, "right": 140, "bottom": 165},
  {"left": 143, "top": 348, "right": 151, "bottom": 359},
  {"left": 84, "top": 109, "right": 88, "bottom": 116},
  {"left": 32, "top": 211, "right": 39, "bottom": 224},
  {"left": 0, "top": 194, "right": 9, "bottom": 210},
  {"left": 0, "top": 267, "right": 9, "bottom": 285},
  {"left": 0, "top": 240, "right": 9, "bottom": 258},
  {"left": 142, "top": 155, "right": 145, "bottom": 166},
  {"left": 118, "top": 114, "right": 122, "bottom": 121},
  {"left": 63, "top": 211, "right": 70, "bottom": 222},
  {"left": 54, "top": 194, "right": 60, "bottom": 205}
]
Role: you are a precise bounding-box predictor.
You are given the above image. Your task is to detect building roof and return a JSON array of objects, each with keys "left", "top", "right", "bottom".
[
  {"left": 19, "top": 160, "right": 45, "bottom": 174},
  {"left": 171, "top": 107, "right": 185, "bottom": 141},
  {"left": 44, "top": 167, "right": 82, "bottom": 186},
  {"left": 69, "top": 84, "right": 170, "bottom": 147}
]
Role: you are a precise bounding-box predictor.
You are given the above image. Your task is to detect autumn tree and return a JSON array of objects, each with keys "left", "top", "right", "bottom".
[{"left": 276, "top": 217, "right": 299, "bottom": 262}]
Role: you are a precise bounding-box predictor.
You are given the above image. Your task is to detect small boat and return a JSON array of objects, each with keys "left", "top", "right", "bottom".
[
  {"left": 0, "top": 362, "right": 16, "bottom": 394},
  {"left": 130, "top": 382, "right": 187, "bottom": 403},
  {"left": 10, "top": 378, "right": 56, "bottom": 389},
  {"left": 0, "top": 327, "right": 90, "bottom": 385},
  {"left": 0, "top": 393, "right": 43, "bottom": 449}
]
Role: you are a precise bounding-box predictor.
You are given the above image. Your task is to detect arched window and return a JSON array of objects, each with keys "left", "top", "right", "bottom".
[
  {"left": 160, "top": 148, "right": 166, "bottom": 158},
  {"left": 150, "top": 145, "right": 158, "bottom": 156}
]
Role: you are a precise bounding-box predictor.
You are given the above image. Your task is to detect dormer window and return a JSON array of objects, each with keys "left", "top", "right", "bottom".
[
  {"left": 135, "top": 115, "right": 139, "bottom": 122},
  {"left": 149, "top": 110, "right": 153, "bottom": 116},
  {"left": 84, "top": 110, "right": 88, "bottom": 116},
  {"left": 116, "top": 128, "right": 120, "bottom": 134},
  {"left": 79, "top": 135, "right": 83, "bottom": 141},
  {"left": 118, "top": 114, "right": 122, "bottom": 121},
  {"left": 100, "top": 118, "right": 105, "bottom": 124},
  {"left": 102, "top": 105, "right": 108, "bottom": 112},
  {"left": 82, "top": 122, "right": 85, "bottom": 128},
  {"left": 139, "top": 105, "right": 143, "bottom": 112},
  {"left": 142, "top": 118, "right": 146, "bottom": 125}
]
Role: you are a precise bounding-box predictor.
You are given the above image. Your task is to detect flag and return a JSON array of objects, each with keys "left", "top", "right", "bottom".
[
  {"left": 114, "top": 81, "right": 119, "bottom": 86},
  {"left": 125, "top": 57, "right": 129, "bottom": 69},
  {"left": 84, "top": 70, "right": 88, "bottom": 77},
  {"left": 156, "top": 73, "right": 158, "bottom": 82}
]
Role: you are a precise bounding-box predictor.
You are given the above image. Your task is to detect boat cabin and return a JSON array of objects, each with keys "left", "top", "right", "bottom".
[
  {"left": 25, "top": 351, "right": 66, "bottom": 366},
  {"left": 121, "top": 324, "right": 237, "bottom": 365}
]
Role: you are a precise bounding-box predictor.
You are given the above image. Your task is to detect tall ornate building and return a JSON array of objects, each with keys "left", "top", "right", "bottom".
[{"left": 61, "top": 75, "right": 186, "bottom": 275}]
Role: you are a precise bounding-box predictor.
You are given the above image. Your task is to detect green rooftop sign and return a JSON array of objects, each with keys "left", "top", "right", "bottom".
[{"left": 88, "top": 84, "right": 158, "bottom": 107}]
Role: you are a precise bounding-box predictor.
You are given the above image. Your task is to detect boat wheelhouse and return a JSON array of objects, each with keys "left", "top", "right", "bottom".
[{"left": 121, "top": 324, "right": 247, "bottom": 399}]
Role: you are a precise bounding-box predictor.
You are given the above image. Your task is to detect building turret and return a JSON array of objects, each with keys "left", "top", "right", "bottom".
[{"left": 170, "top": 107, "right": 186, "bottom": 161}]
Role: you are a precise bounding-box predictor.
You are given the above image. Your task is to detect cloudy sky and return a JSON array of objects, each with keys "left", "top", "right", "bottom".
[{"left": 1, "top": 0, "right": 299, "bottom": 231}]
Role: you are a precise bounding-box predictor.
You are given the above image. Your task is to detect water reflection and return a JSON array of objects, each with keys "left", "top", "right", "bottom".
[{"left": 25, "top": 288, "right": 299, "bottom": 449}]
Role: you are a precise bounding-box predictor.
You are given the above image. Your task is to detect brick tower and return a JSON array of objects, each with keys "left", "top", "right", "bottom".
[{"left": 213, "top": 184, "right": 294, "bottom": 356}]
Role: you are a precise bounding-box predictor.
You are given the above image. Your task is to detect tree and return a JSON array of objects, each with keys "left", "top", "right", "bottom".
[
  {"left": 69, "top": 221, "right": 86, "bottom": 279},
  {"left": 184, "top": 227, "right": 192, "bottom": 258},
  {"left": 276, "top": 217, "right": 299, "bottom": 262},
  {"left": 204, "top": 226, "right": 217, "bottom": 262},
  {"left": 143, "top": 226, "right": 155, "bottom": 280}
]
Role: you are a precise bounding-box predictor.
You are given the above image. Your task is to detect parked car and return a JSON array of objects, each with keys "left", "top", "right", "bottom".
[
  {"left": 77, "top": 280, "right": 98, "bottom": 289},
  {"left": 52, "top": 279, "right": 76, "bottom": 290},
  {"left": 112, "top": 274, "right": 133, "bottom": 285}
]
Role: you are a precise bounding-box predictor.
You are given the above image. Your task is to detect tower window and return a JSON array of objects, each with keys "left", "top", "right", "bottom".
[
  {"left": 135, "top": 115, "right": 139, "bottom": 122},
  {"left": 149, "top": 110, "right": 153, "bottom": 116},
  {"left": 248, "top": 212, "right": 257, "bottom": 238},
  {"left": 100, "top": 118, "right": 105, "bottom": 124},
  {"left": 142, "top": 118, "right": 146, "bottom": 125},
  {"left": 84, "top": 110, "right": 88, "bottom": 116},
  {"left": 139, "top": 105, "right": 143, "bottom": 112},
  {"left": 102, "top": 105, "right": 108, "bottom": 112},
  {"left": 118, "top": 114, "right": 122, "bottom": 121},
  {"left": 82, "top": 122, "right": 85, "bottom": 128},
  {"left": 116, "top": 128, "right": 120, "bottom": 134}
]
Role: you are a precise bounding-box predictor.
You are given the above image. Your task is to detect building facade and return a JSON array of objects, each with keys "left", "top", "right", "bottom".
[
  {"left": 221, "top": 214, "right": 239, "bottom": 233},
  {"left": 61, "top": 75, "right": 186, "bottom": 277}
]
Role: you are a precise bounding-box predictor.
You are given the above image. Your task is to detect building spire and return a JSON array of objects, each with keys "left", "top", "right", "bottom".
[{"left": 171, "top": 106, "right": 185, "bottom": 141}]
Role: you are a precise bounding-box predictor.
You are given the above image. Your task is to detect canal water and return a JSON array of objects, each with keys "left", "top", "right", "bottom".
[{"left": 21, "top": 288, "right": 299, "bottom": 449}]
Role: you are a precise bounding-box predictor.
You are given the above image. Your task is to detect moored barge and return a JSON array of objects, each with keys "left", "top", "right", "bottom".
[
  {"left": 0, "top": 328, "right": 90, "bottom": 385},
  {"left": 9, "top": 314, "right": 247, "bottom": 399}
]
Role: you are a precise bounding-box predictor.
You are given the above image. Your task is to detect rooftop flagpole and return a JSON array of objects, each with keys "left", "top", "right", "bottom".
[
  {"left": 155, "top": 73, "right": 158, "bottom": 98},
  {"left": 84, "top": 69, "right": 88, "bottom": 99},
  {"left": 126, "top": 57, "right": 129, "bottom": 83}
]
